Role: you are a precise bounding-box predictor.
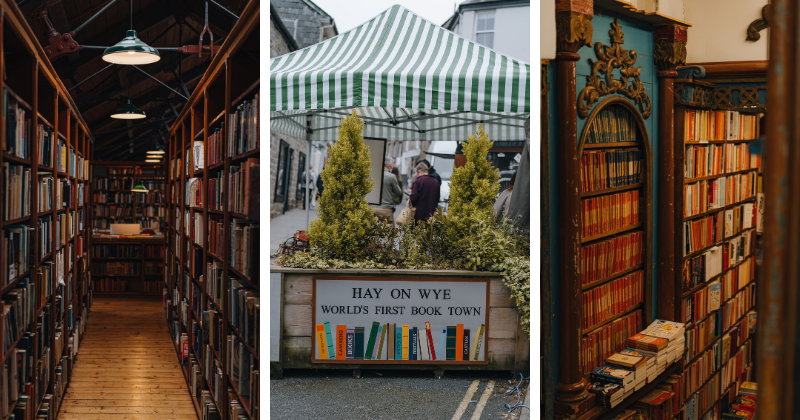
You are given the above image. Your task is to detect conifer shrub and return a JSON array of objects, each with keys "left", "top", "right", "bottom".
[{"left": 307, "top": 111, "right": 375, "bottom": 260}]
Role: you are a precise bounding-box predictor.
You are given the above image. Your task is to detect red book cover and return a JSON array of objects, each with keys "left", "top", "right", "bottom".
[{"left": 425, "top": 321, "right": 436, "bottom": 360}]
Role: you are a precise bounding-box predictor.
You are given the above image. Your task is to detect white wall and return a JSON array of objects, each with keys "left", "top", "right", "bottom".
[
  {"left": 685, "top": 0, "right": 768, "bottom": 63},
  {"left": 541, "top": 0, "right": 556, "bottom": 60},
  {"left": 452, "top": 6, "right": 531, "bottom": 63}
]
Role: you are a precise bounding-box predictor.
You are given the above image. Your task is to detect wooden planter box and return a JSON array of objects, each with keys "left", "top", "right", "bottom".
[{"left": 270, "top": 266, "right": 530, "bottom": 377}]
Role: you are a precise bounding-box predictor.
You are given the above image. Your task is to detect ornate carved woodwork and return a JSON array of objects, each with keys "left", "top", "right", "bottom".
[
  {"left": 713, "top": 85, "right": 767, "bottom": 111},
  {"left": 654, "top": 39, "right": 687, "bottom": 73},
  {"left": 746, "top": 5, "right": 770, "bottom": 41},
  {"left": 673, "top": 81, "right": 715, "bottom": 108},
  {"left": 555, "top": 11, "right": 593, "bottom": 53},
  {"left": 577, "top": 19, "right": 652, "bottom": 119}
]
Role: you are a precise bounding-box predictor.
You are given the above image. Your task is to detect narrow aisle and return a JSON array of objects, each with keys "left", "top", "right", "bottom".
[{"left": 58, "top": 296, "right": 198, "bottom": 420}]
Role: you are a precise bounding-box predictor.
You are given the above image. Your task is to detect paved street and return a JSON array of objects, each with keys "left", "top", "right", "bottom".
[{"left": 270, "top": 369, "right": 529, "bottom": 420}]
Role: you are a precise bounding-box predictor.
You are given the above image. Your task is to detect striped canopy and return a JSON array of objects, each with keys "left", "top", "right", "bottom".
[{"left": 270, "top": 4, "right": 530, "bottom": 141}]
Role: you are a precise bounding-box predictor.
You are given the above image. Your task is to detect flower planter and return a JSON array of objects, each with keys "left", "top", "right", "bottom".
[{"left": 270, "top": 266, "right": 529, "bottom": 378}]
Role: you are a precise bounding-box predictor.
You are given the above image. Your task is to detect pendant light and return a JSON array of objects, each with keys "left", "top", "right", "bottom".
[
  {"left": 146, "top": 155, "right": 161, "bottom": 159},
  {"left": 111, "top": 99, "right": 146, "bottom": 119},
  {"left": 144, "top": 159, "right": 160, "bottom": 163},
  {"left": 131, "top": 183, "right": 148, "bottom": 193},
  {"left": 147, "top": 145, "right": 165, "bottom": 155},
  {"left": 103, "top": 1, "right": 160, "bottom": 65}
]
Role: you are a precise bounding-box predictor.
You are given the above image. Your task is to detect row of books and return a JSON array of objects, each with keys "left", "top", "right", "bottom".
[
  {"left": 192, "top": 140, "right": 205, "bottom": 171},
  {"left": 684, "top": 252, "right": 754, "bottom": 308},
  {"left": 682, "top": 109, "right": 759, "bottom": 143},
  {"left": 142, "top": 206, "right": 165, "bottom": 218},
  {"left": 92, "top": 178, "right": 137, "bottom": 190},
  {"left": 683, "top": 179, "right": 756, "bottom": 218},
  {"left": 228, "top": 334, "right": 258, "bottom": 416},
  {"left": 584, "top": 105, "right": 638, "bottom": 144},
  {"left": 581, "top": 190, "right": 640, "bottom": 238},
  {"left": 684, "top": 144, "right": 758, "bottom": 179},
  {"left": 192, "top": 213, "right": 205, "bottom": 247},
  {"left": 682, "top": 330, "right": 754, "bottom": 405},
  {"left": 228, "top": 158, "right": 258, "bottom": 216},
  {"left": 316, "top": 322, "right": 486, "bottom": 361},
  {"left": 588, "top": 320, "right": 686, "bottom": 410},
  {"left": 93, "top": 205, "right": 134, "bottom": 217},
  {"left": 230, "top": 278, "right": 258, "bottom": 351},
  {"left": 144, "top": 261, "right": 164, "bottom": 275},
  {"left": 209, "top": 219, "right": 224, "bottom": 259},
  {"left": 144, "top": 245, "right": 165, "bottom": 258},
  {"left": 187, "top": 178, "right": 203, "bottom": 208},
  {"left": 92, "top": 193, "right": 136, "bottom": 204},
  {"left": 4, "top": 91, "right": 30, "bottom": 160},
  {"left": 207, "top": 128, "right": 224, "bottom": 167},
  {"left": 2, "top": 225, "right": 31, "bottom": 283},
  {"left": 37, "top": 124, "right": 54, "bottom": 168},
  {"left": 228, "top": 92, "right": 260, "bottom": 157},
  {"left": 580, "top": 231, "right": 643, "bottom": 285},
  {"left": 208, "top": 173, "right": 224, "bottom": 212},
  {"left": 230, "top": 219, "right": 257, "bottom": 278},
  {"left": 580, "top": 149, "right": 643, "bottom": 193},
  {"left": 582, "top": 270, "right": 643, "bottom": 330},
  {"left": 135, "top": 192, "right": 165, "bottom": 205},
  {"left": 91, "top": 262, "right": 141, "bottom": 276},
  {"left": 695, "top": 382, "right": 757, "bottom": 420},
  {"left": 581, "top": 311, "right": 642, "bottom": 376},
  {"left": 3, "top": 164, "right": 30, "bottom": 221}
]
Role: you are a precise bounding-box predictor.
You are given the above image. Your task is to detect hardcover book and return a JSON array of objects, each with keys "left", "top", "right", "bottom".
[
  {"left": 401, "top": 325, "right": 409, "bottom": 360},
  {"left": 365, "top": 322, "right": 380, "bottom": 360},
  {"left": 323, "top": 322, "right": 335, "bottom": 359},
  {"left": 315, "top": 324, "right": 328, "bottom": 359},
  {"left": 455, "top": 324, "right": 464, "bottom": 361},
  {"left": 471, "top": 324, "right": 485, "bottom": 361},
  {"left": 336, "top": 325, "right": 346, "bottom": 359},
  {"left": 419, "top": 327, "right": 429, "bottom": 360},
  {"left": 354, "top": 327, "right": 365, "bottom": 360},
  {"left": 411, "top": 327, "right": 418, "bottom": 360},
  {"left": 394, "top": 324, "right": 402, "bottom": 360},
  {"left": 345, "top": 329, "right": 355, "bottom": 359},
  {"left": 438, "top": 328, "right": 447, "bottom": 362},
  {"left": 373, "top": 324, "right": 384, "bottom": 360},
  {"left": 446, "top": 326, "right": 457, "bottom": 361},
  {"left": 425, "top": 322, "right": 436, "bottom": 360},
  {"left": 462, "top": 329, "right": 470, "bottom": 361},
  {"left": 388, "top": 324, "right": 395, "bottom": 360}
]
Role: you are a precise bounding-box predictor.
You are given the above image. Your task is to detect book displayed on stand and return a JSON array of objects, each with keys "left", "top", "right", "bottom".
[
  {"left": 672, "top": 79, "right": 762, "bottom": 420},
  {"left": 163, "top": 4, "right": 260, "bottom": 418},
  {"left": 0, "top": 17, "right": 93, "bottom": 416},
  {"left": 577, "top": 99, "right": 652, "bottom": 387}
]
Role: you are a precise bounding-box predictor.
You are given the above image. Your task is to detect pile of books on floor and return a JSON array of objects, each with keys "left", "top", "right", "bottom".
[
  {"left": 721, "top": 382, "right": 757, "bottom": 419},
  {"left": 589, "top": 320, "right": 686, "bottom": 408}
]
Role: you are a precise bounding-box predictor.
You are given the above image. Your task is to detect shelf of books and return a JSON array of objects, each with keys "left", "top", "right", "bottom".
[
  {"left": 0, "top": 2, "right": 94, "bottom": 415},
  {"left": 164, "top": 2, "right": 260, "bottom": 419},
  {"left": 90, "top": 162, "right": 165, "bottom": 296},
  {"left": 671, "top": 79, "right": 761, "bottom": 420},
  {"left": 91, "top": 162, "right": 166, "bottom": 231}
]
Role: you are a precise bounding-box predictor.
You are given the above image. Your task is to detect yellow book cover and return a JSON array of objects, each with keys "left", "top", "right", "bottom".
[
  {"left": 402, "top": 325, "right": 409, "bottom": 360},
  {"left": 315, "top": 324, "right": 328, "bottom": 359}
]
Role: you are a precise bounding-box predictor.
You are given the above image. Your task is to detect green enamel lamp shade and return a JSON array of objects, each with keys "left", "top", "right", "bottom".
[
  {"left": 111, "top": 99, "right": 146, "bottom": 119},
  {"left": 131, "top": 183, "right": 148, "bottom": 193},
  {"left": 103, "top": 30, "right": 160, "bottom": 65}
]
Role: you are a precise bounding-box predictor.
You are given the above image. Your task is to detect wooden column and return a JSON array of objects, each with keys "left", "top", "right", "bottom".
[
  {"left": 758, "top": 1, "right": 800, "bottom": 418},
  {"left": 653, "top": 25, "right": 687, "bottom": 322},
  {"left": 553, "top": 2, "right": 595, "bottom": 418}
]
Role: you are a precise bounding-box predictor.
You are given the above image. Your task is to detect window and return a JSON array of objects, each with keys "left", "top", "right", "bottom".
[
  {"left": 475, "top": 10, "right": 495, "bottom": 48},
  {"left": 296, "top": 152, "right": 306, "bottom": 202},
  {"left": 275, "top": 140, "right": 290, "bottom": 203}
]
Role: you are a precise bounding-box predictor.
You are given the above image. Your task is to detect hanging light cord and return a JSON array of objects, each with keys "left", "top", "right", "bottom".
[
  {"left": 130, "top": 0, "right": 133, "bottom": 30},
  {"left": 504, "top": 373, "right": 531, "bottom": 412}
]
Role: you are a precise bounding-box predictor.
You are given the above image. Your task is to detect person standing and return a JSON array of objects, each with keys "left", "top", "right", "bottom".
[
  {"left": 410, "top": 162, "right": 440, "bottom": 222},
  {"left": 418, "top": 159, "right": 442, "bottom": 186},
  {"left": 299, "top": 165, "right": 315, "bottom": 210},
  {"left": 372, "top": 157, "right": 403, "bottom": 225},
  {"left": 307, "top": 165, "right": 317, "bottom": 208},
  {"left": 391, "top": 167, "right": 403, "bottom": 198},
  {"left": 316, "top": 169, "right": 324, "bottom": 201},
  {"left": 494, "top": 172, "right": 516, "bottom": 217}
]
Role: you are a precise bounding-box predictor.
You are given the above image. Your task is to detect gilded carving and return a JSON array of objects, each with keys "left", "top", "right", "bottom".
[
  {"left": 746, "top": 5, "right": 770, "bottom": 41},
  {"left": 577, "top": 19, "right": 652, "bottom": 119},
  {"left": 654, "top": 39, "right": 687, "bottom": 72},
  {"left": 555, "top": 11, "right": 593, "bottom": 53}
]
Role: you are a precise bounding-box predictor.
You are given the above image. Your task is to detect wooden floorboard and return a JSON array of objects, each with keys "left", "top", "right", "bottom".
[{"left": 58, "top": 296, "right": 198, "bottom": 419}]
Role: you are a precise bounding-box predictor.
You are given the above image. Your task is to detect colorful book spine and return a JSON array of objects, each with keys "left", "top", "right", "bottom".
[
  {"left": 354, "top": 327, "right": 365, "bottom": 360},
  {"left": 345, "top": 328, "right": 354, "bottom": 359},
  {"left": 336, "top": 325, "right": 346, "bottom": 359},
  {"left": 410, "top": 327, "right": 418, "bottom": 361},
  {"left": 472, "top": 324, "right": 485, "bottom": 361},
  {"left": 439, "top": 328, "right": 447, "bottom": 361},
  {"left": 365, "top": 322, "right": 380, "bottom": 360},
  {"left": 426, "top": 322, "right": 436, "bottom": 360},
  {"left": 394, "top": 325, "right": 402, "bottom": 360},
  {"left": 446, "top": 326, "right": 457, "bottom": 361},
  {"left": 463, "top": 329, "right": 470, "bottom": 361},
  {"left": 402, "top": 325, "right": 409, "bottom": 360},
  {"left": 376, "top": 324, "right": 387, "bottom": 360},
  {"left": 419, "top": 327, "right": 430, "bottom": 360},
  {"left": 315, "top": 324, "right": 328, "bottom": 359},
  {"left": 323, "top": 321, "right": 335, "bottom": 359},
  {"left": 455, "top": 324, "right": 464, "bottom": 361},
  {"left": 388, "top": 324, "right": 395, "bottom": 360}
]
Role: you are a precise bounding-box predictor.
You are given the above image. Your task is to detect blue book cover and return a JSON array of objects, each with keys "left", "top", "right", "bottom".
[
  {"left": 685, "top": 393, "right": 697, "bottom": 420},
  {"left": 410, "top": 327, "right": 417, "bottom": 361},
  {"left": 323, "top": 322, "right": 335, "bottom": 359},
  {"left": 438, "top": 328, "right": 447, "bottom": 361},
  {"left": 394, "top": 326, "right": 402, "bottom": 360},
  {"left": 590, "top": 365, "right": 634, "bottom": 385}
]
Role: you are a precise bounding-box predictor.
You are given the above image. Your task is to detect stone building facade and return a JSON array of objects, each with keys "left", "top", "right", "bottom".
[{"left": 271, "top": 0, "right": 338, "bottom": 49}]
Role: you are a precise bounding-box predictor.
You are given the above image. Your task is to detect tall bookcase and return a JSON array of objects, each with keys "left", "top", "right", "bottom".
[
  {"left": 577, "top": 96, "right": 652, "bottom": 379},
  {"left": 0, "top": 0, "right": 94, "bottom": 416},
  {"left": 672, "top": 79, "right": 760, "bottom": 420},
  {"left": 90, "top": 162, "right": 166, "bottom": 230},
  {"left": 164, "top": 1, "right": 260, "bottom": 419}
]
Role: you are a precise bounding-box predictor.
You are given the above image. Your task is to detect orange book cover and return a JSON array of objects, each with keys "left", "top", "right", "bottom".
[
  {"left": 336, "top": 325, "right": 346, "bottom": 359},
  {"left": 316, "top": 324, "right": 329, "bottom": 359}
]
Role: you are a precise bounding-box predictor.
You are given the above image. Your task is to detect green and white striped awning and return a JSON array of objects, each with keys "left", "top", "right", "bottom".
[{"left": 270, "top": 4, "right": 530, "bottom": 141}]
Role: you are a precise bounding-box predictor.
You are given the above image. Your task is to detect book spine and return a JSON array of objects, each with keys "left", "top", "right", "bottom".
[
  {"left": 439, "top": 328, "right": 447, "bottom": 362},
  {"left": 354, "top": 327, "right": 365, "bottom": 360},
  {"left": 472, "top": 325, "right": 485, "bottom": 361},
  {"left": 426, "top": 322, "right": 436, "bottom": 360},
  {"left": 315, "top": 324, "right": 328, "bottom": 359},
  {"left": 345, "top": 329, "right": 354, "bottom": 360},
  {"left": 365, "top": 322, "right": 380, "bottom": 360},
  {"left": 455, "top": 324, "right": 464, "bottom": 361},
  {"left": 395, "top": 325, "right": 402, "bottom": 360},
  {"left": 376, "top": 324, "right": 386, "bottom": 360},
  {"left": 389, "top": 324, "right": 395, "bottom": 360},
  {"left": 401, "top": 325, "right": 409, "bottom": 361},
  {"left": 463, "top": 329, "right": 470, "bottom": 361},
  {"left": 410, "top": 327, "right": 417, "bottom": 361},
  {"left": 446, "top": 326, "right": 456, "bottom": 361}
]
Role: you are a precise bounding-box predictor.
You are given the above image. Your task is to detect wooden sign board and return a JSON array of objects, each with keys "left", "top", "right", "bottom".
[{"left": 312, "top": 277, "right": 489, "bottom": 364}]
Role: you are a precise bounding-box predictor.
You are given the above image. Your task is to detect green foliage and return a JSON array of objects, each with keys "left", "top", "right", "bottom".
[
  {"left": 307, "top": 111, "right": 375, "bottom": 260},
  {"left": 447, "top": 124, "right": 500, "bottom": 223}
]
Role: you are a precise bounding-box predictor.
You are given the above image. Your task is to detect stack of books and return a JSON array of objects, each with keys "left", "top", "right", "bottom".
[
  {"left": 640, "top": 320, "right": 686, "bottom": 365},
  {"left": 721, "top": 382, "right": 756, "bottom": 419},
  {"left": 606, "top": 353, "right": 649, "bottom": 391}
]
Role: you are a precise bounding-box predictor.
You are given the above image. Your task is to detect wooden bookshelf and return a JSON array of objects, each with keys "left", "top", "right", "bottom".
[
  {"left": 576, "top": 96, "right": 653, "bottom": 379},
  {"left": 164, "top": 1, "right": 260, "bottom": 419},
  {"left": 0, "top": 0, "right": 94, "bottom": 416},
  {"left": 90, "top": 236, "right": 164, "bottom": 295},
  {"left": 671, "top": 78, "right": 762, "bottom": 419},
  {"left": 90, "top": 162, "right": 165, "bottom": 231}
]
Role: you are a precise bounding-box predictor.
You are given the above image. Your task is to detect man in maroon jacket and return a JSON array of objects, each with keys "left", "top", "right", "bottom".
[{"left": 409, "top": 162, "right": 440, "bottom": 222}]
